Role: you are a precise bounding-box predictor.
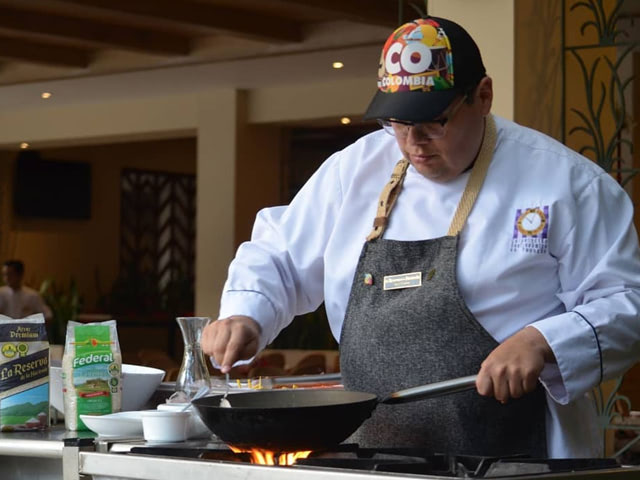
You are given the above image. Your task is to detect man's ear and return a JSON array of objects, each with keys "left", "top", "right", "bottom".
[{"left": 476, "top": 76, "right": 493, "bottom": 116}]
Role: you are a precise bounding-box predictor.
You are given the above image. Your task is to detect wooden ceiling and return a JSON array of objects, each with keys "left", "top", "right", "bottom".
[{"left": 0, "top": 0, "right": 422, "bottom": 85}]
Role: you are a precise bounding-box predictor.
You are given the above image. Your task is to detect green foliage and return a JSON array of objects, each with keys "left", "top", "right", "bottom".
[
  {"left": 39, "top": 278, "right": 82, "bottom": 345},
  {"left": 97, "top": 266, "right": 161, "bottom": 315},
  {"left": 161, "top": 270, "right": 195, "bottom": 316}
]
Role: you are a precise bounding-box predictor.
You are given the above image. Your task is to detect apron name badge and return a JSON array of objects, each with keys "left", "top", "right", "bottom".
[{"left": 383, "top": 272, "right": 422, "bottom": 291}]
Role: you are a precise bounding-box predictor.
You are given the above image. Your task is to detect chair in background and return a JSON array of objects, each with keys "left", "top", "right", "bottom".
[
  {"left": 289, "top": 353, "right": 326, "bottom": 375},
  {"left": 332, "top": 353, "right": 340, "bottom": 373},
  {"left": 256, "top": 351, "right": 286, "bottom": 369},
  {"left": 247, "top": 351, "right": 287, "bottom": 378}
]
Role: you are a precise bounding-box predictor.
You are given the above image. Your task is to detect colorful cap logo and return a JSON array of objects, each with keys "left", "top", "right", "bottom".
[
  {"left": 364, "top": 16, "right": 486, "bottom": 123},
  {"left": 377, "top": 18, "right": 454, "bottom": 94}
]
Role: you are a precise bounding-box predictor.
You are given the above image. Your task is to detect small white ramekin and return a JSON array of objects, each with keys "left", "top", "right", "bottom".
[
  {"left": 141, "top": 410, "right": 190, "bottom": 443},
  {"left": 156, "top": 403, "right": 212, "bottom": 439}
]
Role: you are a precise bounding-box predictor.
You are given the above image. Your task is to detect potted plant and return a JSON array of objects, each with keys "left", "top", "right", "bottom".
[{"left": 39, "top": 278, "right": 82, "bottom": 345}]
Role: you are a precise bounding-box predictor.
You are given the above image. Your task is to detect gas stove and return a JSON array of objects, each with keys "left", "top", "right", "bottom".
[{"left": 99, "top": 442, "right": 637, "bottom": 479}]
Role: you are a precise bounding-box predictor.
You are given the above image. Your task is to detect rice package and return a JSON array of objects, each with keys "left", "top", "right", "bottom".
[
  {"left": 62, "top": 320, "right": 122, "bottom": 431},
  {"left": 0, "top": 314, "right": 49, "bottom": 432}
]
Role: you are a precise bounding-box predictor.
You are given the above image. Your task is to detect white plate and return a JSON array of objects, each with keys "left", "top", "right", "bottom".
[{"left": 80, "top": 411, "right": 144, "bottom": 437}]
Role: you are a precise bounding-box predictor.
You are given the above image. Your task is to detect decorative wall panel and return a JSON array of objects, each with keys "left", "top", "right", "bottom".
[{"left": 120, "top": 169, "right": 196, "bottom": 313}]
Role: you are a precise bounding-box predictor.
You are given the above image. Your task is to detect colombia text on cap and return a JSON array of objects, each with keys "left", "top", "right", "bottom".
[{"left": 364, "top": 17, "right": 486, "bottom": 123}]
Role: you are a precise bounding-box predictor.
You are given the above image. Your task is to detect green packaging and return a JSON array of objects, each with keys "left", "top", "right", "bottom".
[{"left": 62, "top": 320, "right": 121, "bottom": 431}]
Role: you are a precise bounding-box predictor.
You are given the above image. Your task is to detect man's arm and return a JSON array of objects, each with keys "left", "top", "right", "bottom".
[
  {"left": 203, "top": 150, "right": 345, "bottom": 367},
  {"left": 477, "top": 326, "right": 555, "bottom": 403},
  {"left": 493, "top": 172, "right": 640, "bottom": 404}
]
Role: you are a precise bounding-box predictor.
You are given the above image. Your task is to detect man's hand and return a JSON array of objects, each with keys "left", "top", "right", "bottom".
[
  {"left": 476, "top": 326, "right": 555, "bottom": 403},
  {"left": 200, "top": 315, "right": 261, "bottom": 374}
]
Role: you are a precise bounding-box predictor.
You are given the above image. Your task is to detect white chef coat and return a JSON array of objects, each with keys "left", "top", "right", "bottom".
[{"left": 219, "top": 115, "right": 640, "bottom": 458}]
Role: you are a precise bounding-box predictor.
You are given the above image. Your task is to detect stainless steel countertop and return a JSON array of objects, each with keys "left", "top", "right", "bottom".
[
  {"left": 1, "top": 425, "right": 640, "bottom": 480},
  {"left": 78, "top": 450, "right": 640, "bottom": 480},
  {"left": 0, "top": 424, "right": 95, "bottom": 458}
]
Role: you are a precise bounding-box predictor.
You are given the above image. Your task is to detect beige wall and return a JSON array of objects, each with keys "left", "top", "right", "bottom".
[
  {"left": 514, "top": 0, "right": 563, "bottom": 138},
  {"left": 247, "top": 77, "right": 374, "bottom": 124},
  {"left": 430, "top": 0, "right": 515, "bottom": 120},
  {"left": 195, "top": 90, "right": 238, "bottom": 318},
  {"left": 0, "top": 94, "right": 197, "bottom": 149},
  {"left": 0, "top": 7, "right": 522, "bottom": 319},
  {"left": 0, "top": 139, "right": 196, "bottom": 309},
  {"left": 194, "top": 90, "right": 285, "bottom": 318},
  {"left": 235, "top": 91, "right": 284, "bottom": 247}
]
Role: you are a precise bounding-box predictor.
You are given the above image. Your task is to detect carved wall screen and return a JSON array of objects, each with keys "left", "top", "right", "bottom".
[
  {"left": 562, "top": 0, "right": 639, "bottom": 190},
  {"left": 120, "top": 168, "right": 196, "bottom": 312}
]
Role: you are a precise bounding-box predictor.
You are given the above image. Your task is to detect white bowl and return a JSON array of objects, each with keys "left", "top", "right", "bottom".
[
  {"left": 50, "top": 362, "right": 165, "bottom": 413},
  {"left": 80, "top": 411, "right": 143, "bottom": 437},
  {"left": 157, "top": 403, "right": 212, "bottom": 439},
  {"left": 141, "top": 410, "right": 190, "bottom": 443}
]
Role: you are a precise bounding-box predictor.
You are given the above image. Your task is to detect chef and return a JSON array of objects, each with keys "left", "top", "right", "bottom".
[{"left": 201, "top": 17, "right": 640, "bottom": 457}]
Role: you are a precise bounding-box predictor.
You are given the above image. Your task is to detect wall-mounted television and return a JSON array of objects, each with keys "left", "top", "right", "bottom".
[{"left": 13, "top": 150, "right": 92, "bottom": 220}]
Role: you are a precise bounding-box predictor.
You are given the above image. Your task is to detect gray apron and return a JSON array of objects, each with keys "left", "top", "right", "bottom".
[{"left": 340, "top": 115, "right": 547, "bottom": 456}]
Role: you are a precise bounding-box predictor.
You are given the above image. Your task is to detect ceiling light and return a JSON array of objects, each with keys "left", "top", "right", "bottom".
[
  {"left": 340, "top": 117, "right": 351, "bottom": 125},
  {"left": 41, "top": 92, "right": 52, "bottom": 99},
  {"left": 332, "top": 61, "right": 344, "bottom": 69},
  {"left": 20, "top": 142, "right": 29, "bottom": 149}
]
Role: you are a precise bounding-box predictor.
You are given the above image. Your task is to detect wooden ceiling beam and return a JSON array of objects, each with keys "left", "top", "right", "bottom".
[
  {"left": 0, "top": 6, "right": 191, "bottom": 56},
  {"left": 51, "top": 0, "right": 304, "bottom": 44},
  {"left": 267, "top": 0, "right": 409, "bottom": 27},
  {"left": 0, "top": 35, "right": 91, "bottom": 67}
]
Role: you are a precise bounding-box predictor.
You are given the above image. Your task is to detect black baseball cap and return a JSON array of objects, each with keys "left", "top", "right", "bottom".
[{"left": 364, "top": 17, "right": 486, "bottom": 123}]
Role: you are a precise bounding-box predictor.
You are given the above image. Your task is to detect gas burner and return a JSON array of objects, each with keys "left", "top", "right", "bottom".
[
  {"left": 128, "top": 444, "right": 621, "bottom": 478},
  {"left": 294, "top": 447, "right": 620, "bottom": 477}
]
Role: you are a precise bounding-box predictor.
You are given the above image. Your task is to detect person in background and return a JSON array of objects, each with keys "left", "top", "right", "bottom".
[
  {"left": 0, "top": 260, "right": 52, "bottom": 320},
  {"left": 201, "top": 16, "right": 640, "bottom": 457}
]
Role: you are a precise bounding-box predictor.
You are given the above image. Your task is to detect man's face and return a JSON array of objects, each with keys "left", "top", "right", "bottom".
[
  {"left": 2, "top": 266, "right": 22, "bottom": 290},
  {"left": 394, "top": 77, "right": 493, "bottom": 183}
]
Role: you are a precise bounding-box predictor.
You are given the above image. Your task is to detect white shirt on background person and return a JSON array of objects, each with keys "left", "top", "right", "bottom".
[{"left": 0, "top": 285, "right": 53, "bottom": 321}]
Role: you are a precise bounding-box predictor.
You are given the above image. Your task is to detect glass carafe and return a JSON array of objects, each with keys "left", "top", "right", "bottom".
[{"left": 175, "top": 316, "right": 211, "bottom": 397}]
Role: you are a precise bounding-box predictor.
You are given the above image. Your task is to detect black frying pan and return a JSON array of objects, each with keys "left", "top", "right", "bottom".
[{"left": 192, "top": 375, "right": 477, "bottom": 451}]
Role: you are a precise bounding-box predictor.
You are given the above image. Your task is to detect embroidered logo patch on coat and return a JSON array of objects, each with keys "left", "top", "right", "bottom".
[{"left": 509, "top": 206, "right": 549, "bottom": 254}]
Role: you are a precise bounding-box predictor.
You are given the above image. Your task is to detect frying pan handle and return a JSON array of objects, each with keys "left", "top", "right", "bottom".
[{"left": 381, "top": 375, "right": 478, "bottom": 404}]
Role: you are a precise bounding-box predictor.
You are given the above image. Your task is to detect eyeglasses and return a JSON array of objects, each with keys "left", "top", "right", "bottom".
[{"left": 377, "top": 94, "right": 468, "bottom": 139}]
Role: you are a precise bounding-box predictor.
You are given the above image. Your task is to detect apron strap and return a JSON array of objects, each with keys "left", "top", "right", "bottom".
[
  {"left": 447, "top": 114, "right": 497, "bottom": 236},
  {"left": 366, "top": 114, "right": 497, "bottom": 241},
  {"left": 366, "top": 158, "right": 410, "bottom": 241}
]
